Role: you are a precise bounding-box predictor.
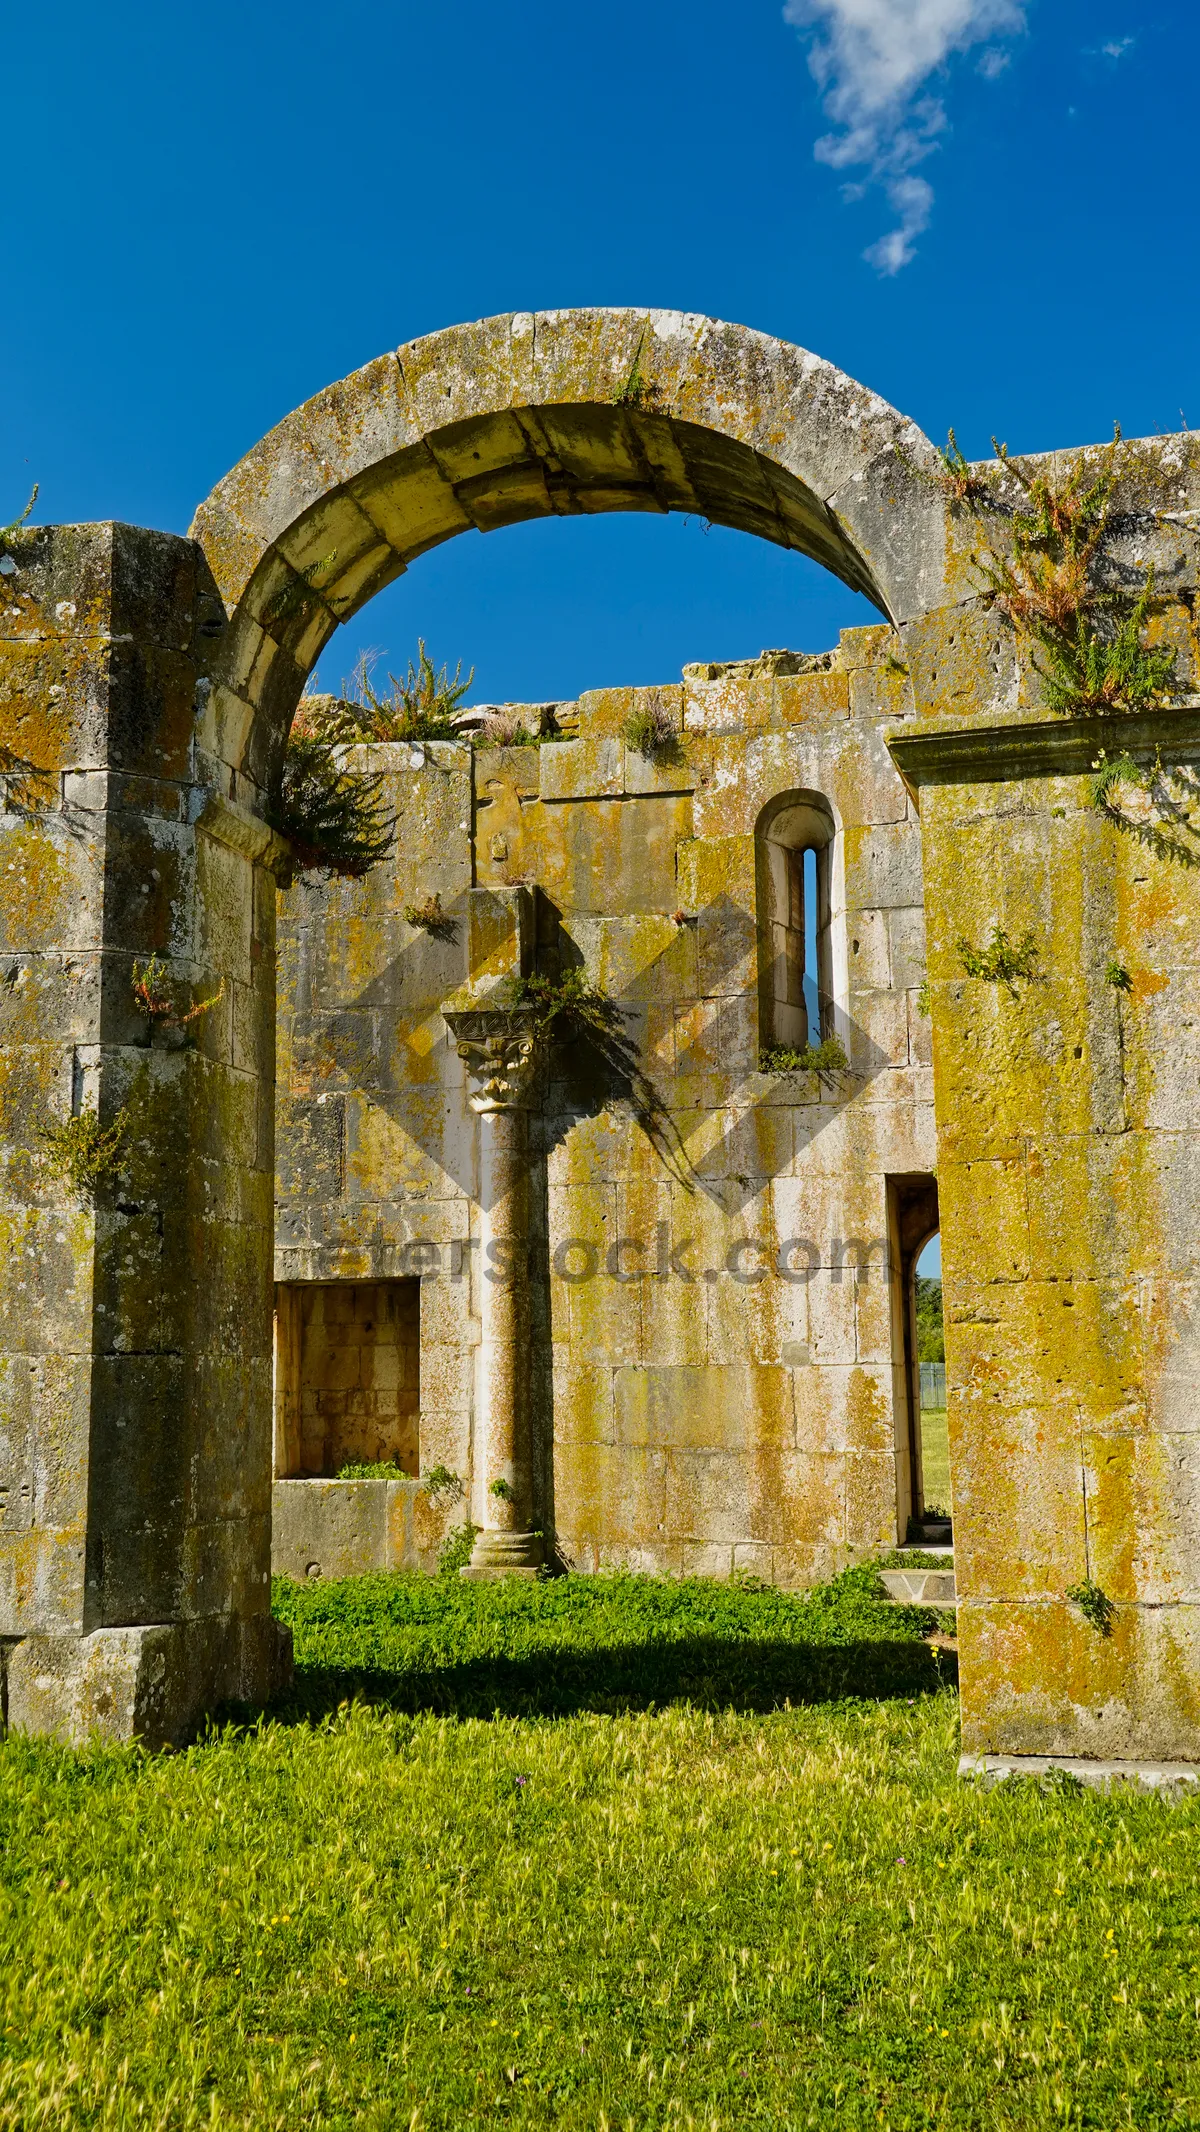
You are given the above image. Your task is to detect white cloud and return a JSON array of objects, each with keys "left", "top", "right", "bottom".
[
  {"left": 785, "top": 0, "right": 1025, "bottom": 272},
  {"left": 1101, "top": 35, "right": 1134, "bottom": 58},
  {"left": 863, "top": 172, "right": 935, "bottom": 273}
]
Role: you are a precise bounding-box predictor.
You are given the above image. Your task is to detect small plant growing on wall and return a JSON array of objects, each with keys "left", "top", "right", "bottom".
[
  {"left": 489, "top": 1477, "right": 514, "bottom": 1503},
  {"left": 929, "top": 430, "right": 994, "bottom": 512},
  {"left": 39, "top": 1108, "right": 127, "bottom": 1199},
  {"left": 957, "top": 924, "right": 1040, "bottom": 998},
  {"left": 514, "top": 967, "right": 687, "bottom": 1187},
  {"left": 614, "top": 330, "right": 665, "bottom": 412},
  {"left": 437, "top": 1523, "right": 478, "bottom": 1576},
  {"left": 514, "top": 968, "right": 615, "bottom": 1043},
  {"left": 267, "top": 714, "right": 395, "bottom": 878},
  {"left": 1089, "top": 748, "right": 1149, "bottom": 810},
  {"left": 1036, "top": 582, "right": 1176, "bottom": 718},
  {"left": 622, "top": 693, "right": 679, "bottom": 759},
  {"left": 980, "top": 433, "right": 1177, "bottom": 717},
  {"left": 1066, "top": 1579, "right": 1115, "bottom": 1635},
  {"left": 335, "top": 1457, "right": 406, "bottom": 1479},
  {"left": 931, "top": 423, "right": 1179, "bottom": 718},
  {"left": 423, "top": 1466, "right": 463, "bottom": 1501},
  {"left": 1105, "top": 960, "right": 1133, "bottom": 992},
  {"left": 980, "top": 435, "right": 1119, "bottom": 640},
  {"left": 477, "top": 707, "right": 541, "bottom": 747},
  {"left": 1089, "top": 747, "right": 1200, "bottom": 869},
  {"left": 131, "top": 955, "right": 225, "bottom": 1039},
  {"left": 402, "top": 893, "right": 458, "bottom": 937},
  {"left": 0, "top": 483, "right": 38, "bottom": 555},
  {"left": 758, "top": 1036, "right": 849, "bottom": 1076}
]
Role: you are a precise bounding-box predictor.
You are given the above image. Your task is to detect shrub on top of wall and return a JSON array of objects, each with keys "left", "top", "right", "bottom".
[{"left": 266, "top": 716, "right": 395, "bottom": 879}]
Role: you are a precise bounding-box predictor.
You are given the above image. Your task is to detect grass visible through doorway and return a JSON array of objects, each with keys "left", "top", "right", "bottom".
[{"left": 920, "top": 1406, "right": 950, "bottom": 1516}]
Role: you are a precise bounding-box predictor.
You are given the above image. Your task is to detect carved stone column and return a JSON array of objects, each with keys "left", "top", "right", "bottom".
[{"left": 445, "top": 1003, "right": 545, "bottom": 1578}]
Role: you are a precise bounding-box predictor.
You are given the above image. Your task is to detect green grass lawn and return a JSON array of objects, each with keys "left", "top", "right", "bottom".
[{"left": 2, "top": 1567, "right": 1199, "bottom": 2129}]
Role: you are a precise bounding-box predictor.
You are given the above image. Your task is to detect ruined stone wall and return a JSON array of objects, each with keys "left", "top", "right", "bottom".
[
  {"left": 893, "top": 435, "right": 1200, "bottom": 1765},
  {"left": 274, "top": 624, "right": 936, "bottom": 1580},
  {"left": 10, "top": 308, "right": 1200, "bottom": 1764}
]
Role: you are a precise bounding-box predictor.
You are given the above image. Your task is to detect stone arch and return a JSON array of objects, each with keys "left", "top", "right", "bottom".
[{"left": 188, "top": 308, "right": 946, "bottom": 795}]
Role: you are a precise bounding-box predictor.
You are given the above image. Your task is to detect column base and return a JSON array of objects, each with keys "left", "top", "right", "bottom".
[
  {"left": 959, "top": 1752, "right": 1200, "bottom": 1794},
  {"left": 460, "top": 1529, "right": 544, "bottom": 1580},
  {"left": 2, "top": 1616, "right": 293, "bottom": 1749}
]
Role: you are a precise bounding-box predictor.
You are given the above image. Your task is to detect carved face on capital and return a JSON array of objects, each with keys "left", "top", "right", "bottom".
[{"left": 455, "top": 1023, "right": 541, "bottom": 1113}]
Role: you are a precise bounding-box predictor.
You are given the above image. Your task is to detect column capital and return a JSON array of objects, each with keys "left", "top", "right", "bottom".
[{"left": 443, "top": 994, "right": 546, "bottom": 1114}]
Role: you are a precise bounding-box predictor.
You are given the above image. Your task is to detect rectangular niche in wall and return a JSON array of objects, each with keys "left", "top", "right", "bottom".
[{"left": 273, "top": 1281, "right": 420, "bottom": 1478}]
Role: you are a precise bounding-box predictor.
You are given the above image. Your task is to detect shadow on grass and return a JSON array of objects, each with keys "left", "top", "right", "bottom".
[{"left": 267, "top": 1635, "right": 957, "bottom": 1726}]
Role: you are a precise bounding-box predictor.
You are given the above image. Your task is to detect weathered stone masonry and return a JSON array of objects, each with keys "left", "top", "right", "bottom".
[
  {"left": 3, "top": 307, "right": 1200, "bottom": 1769},
  {"left": 271, "top": 640, "right": 937, "bottom": 1592}
]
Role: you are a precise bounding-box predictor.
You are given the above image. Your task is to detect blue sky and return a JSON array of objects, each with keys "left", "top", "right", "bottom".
[{"left": 4, "top": 0, "right": 1192, "bottom": 720}]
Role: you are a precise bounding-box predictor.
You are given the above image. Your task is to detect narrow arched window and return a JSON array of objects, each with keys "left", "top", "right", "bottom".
[{"left": 756, "top": 792, "right": 837, "bottom": 1052}]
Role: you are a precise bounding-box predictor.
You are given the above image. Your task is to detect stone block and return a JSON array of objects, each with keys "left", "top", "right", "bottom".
[
  {"left": 550, "top": 1360, "right": 616, "bottom": 1447},
  {"left": 848, "top": 657, "right": 913, "bottom": 724},
  {"left": 887, "top": 906, "right": 926, "bottom": 991},
  {"left": 624, "top": 732, "right": 708, "bottom": 796},
  {"left": 845, "top": 987, "right": 908, "bottom": 1073},
  {"left": 842, "top": 821, "right": 923, "bottom": 910},
  {"left": 538, "top": 735, "right": 623, "bottom": 802},
  {"left": 776, "top": 671, "right": 851, "bottom": 726},
  {"left": 553, "top": 1440, "right": 668, "bottom": 1551},
  {"left": 639, "top": 1256, "right": 708, "bottom": 1366},
  {"left": 844, "top": 1451, "right": 899, "bottom": 1548},
  {"left": 537, "top": 795, "right": 691, "bottom": 916},
  {"left": 661, "top": 1448, "right": 750, "bottom": 1543},
  {"left": 675, "top": 833, "right": 755, "bottom": 913},
  {"left": 845, "top": 908, "right": 891, "bottom": 989},
  {"left": 953, "top": 1405, "right": 1088, "bottom": 1600},
  {"left": 1083, "top": 1430, "right": 1200, "bottom": 1605},
  {"left": 880, "top": 1566, "right": 956, "bottom": 1604},
  {"left": 271, "top": 1477, "right": 389, "bottom": 1581},
  {"left": 902, "top": 600, "right": 1020, "bottom": 722},
  {"left": 5, "top": 1616, "right": 291, "bottom": 1749},
  {"left": 957, "top": 1598, "right": 1200, "bottom": 1764}
]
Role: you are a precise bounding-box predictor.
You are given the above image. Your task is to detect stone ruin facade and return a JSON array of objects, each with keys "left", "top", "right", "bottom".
[
  {"left": 270, "top": 642, "right": 939, "bottom": 1593},
  {"left": 3, "top": 308, "right": 1200, "bottom": 1781}
]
